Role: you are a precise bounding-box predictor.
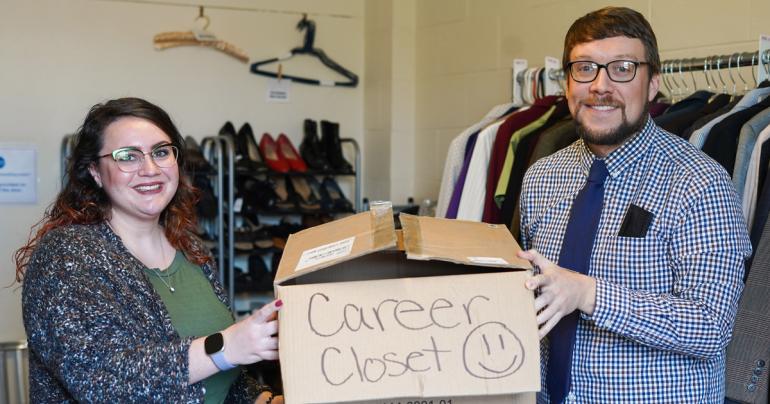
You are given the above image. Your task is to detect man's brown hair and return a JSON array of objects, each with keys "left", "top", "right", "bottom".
[{"left": 563, "top": 6, "right": 660, "bottom": 78}]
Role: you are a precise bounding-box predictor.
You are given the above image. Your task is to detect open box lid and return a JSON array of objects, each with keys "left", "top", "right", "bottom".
[
  {"left": 399, "top": 213, "right": 532, "bottom": 270},
  {"left": 275, "top": 207, "right": 532, "bottom": 285}
]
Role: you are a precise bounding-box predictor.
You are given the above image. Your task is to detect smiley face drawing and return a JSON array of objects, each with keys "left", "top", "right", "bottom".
[{"left": 462, "top": 321, "right": 525, "bottom": 379}]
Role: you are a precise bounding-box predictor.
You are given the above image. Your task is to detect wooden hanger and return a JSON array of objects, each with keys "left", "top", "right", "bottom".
[{"left": 153, "top": 6, "right": 249, "bottom": 63}]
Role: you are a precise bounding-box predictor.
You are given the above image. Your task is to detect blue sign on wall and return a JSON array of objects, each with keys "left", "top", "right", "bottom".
[{"left": 0, "top": 156, "right": 5, "bottom": 169}]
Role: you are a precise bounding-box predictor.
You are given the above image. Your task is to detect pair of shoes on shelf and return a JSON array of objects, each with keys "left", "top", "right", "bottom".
[
  {"left": 269, "top": 175, "right": 321, "bottom": 212},
  {"left": 306, "top": 176, "right": 355, "bottom": 212},
  {"left": 300, "top": 119, "right": 353, "bottom": 172},
  {"left": 183, "top": 136, "right": 215, "bottom": 175},
  {"left": 233, "top": 226, "right": 274, "bottom": 252},
  {"left": 270, "top": 175, "right": 351, "bottom": 213},
  {"left": 259, "top": 133, "right": 307, "bottom": 173},
  {"left": 219, "top": 122, "right": 268, "bottom": 174},
  {"left": 237, "top": 176, "right": 279, "bottom": 222}
]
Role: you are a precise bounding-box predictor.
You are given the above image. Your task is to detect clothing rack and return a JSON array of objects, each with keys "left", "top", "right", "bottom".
[
  {"left": 94, "top": 0, "right": 355, "bottom": 19},
  {"left": 540, "top": 49, "right": 770, "bottom": 81},
  {"left": 512, "top": 49, "right": 770, "bottom": 104}
]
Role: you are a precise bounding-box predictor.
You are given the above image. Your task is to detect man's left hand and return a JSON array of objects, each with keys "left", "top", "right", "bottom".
[{"left": 518, "top": 249, "right": 597, "bottom": 339}]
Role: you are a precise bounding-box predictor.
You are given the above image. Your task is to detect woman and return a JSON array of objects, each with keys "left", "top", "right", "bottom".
[{"left": 15, "top": 97, "right": 283, "bottom": 403}]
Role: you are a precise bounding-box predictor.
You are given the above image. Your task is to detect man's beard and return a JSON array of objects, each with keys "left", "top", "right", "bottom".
[{"left": 575, "top": 96, "right": 649, "bottom": 147}]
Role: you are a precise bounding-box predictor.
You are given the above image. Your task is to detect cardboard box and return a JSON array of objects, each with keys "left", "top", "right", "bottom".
[{"left": 274, "top": 207, "right": 539, "bottom": 404}]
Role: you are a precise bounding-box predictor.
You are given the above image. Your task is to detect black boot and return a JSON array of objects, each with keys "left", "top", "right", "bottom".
[
  {"left": 299, "top": 119, "right": 328, "bottom": 171},
  {"left": 320, "top": 120, "right": 352, "bottom": 172}
]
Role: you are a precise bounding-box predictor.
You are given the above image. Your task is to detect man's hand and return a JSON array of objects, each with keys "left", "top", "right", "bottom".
[{"left": 518, "top": 249, "right": 597, "bottom": 339}]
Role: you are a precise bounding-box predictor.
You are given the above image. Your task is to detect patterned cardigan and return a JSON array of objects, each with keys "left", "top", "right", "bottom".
[{"left": 22, "top": 222, "right": 267, "bottom": 403}]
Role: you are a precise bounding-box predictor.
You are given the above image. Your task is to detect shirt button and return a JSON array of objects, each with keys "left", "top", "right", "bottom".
[
  {"left": 754, "top": 368, "right": 764, "bottom": 376},
  {"left": 566, "top": 392, "right": 576, "bottom": 403},
  {"left": 757, "top": 359, "right": 766, "bottom": 368},
  {"left": 202, "top": 387, "right": 207, "bottom": 394},
  {"left": 747, "top": 384, "right": 757, "bottom": 392},
  {"left": 751, "top": 375, "right": 759, "bottom": 383}
]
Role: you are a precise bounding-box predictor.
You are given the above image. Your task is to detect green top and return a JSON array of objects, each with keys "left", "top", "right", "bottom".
[
  {"left": 494, "top": 105, "right": 557, "bottom": 205},
  {"left": 144, "top": 251, "right": 239, "bottom": 404}
]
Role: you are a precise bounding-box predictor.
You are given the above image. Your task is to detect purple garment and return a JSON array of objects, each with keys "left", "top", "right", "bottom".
[
  {"left": 648, "top": 101, "right": 671, "bottom": 118},
  {"left": 446, "top": 132, "right": 479, "bottom": 218}
]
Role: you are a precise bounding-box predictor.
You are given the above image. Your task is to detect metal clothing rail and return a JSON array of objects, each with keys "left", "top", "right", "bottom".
[
  {"left": 543, "top": 49, "right": 770, "bottom": 81},
  {"left": 94, "top": 0, "right": 355, "bottom": 19}
]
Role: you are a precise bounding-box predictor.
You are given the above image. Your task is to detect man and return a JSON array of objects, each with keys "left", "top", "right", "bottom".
[{"left": 517, "top": 7, "right": 751, "bottom": 403}]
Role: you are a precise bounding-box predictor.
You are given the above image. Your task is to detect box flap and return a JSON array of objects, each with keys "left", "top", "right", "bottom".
[
  {"left": 400, "top": 214, "right": 532, "bottom": 270},
  {"left": 275, "top": 207, "right": 397, "bottom": 284}
]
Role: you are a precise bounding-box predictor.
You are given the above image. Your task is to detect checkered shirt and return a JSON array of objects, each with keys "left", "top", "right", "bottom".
[{"left": 519, "top": 117, "right": 752, "bottom": 403}]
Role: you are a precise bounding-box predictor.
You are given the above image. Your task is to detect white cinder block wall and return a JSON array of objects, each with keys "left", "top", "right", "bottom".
[
  {"left": 2, "top": 0, "right": 767, "bottom": 347},
  {"left": 0, "top": 0, "right": 364, "bottom": 341},
  {"left": 405, "top": 0, "right": 769, "bottom": 201}
]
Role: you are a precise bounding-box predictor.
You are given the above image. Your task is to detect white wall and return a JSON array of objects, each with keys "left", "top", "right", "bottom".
[
  {"left": 0, "top": 0, "right": 364, "bottom": 341},
  {"left": 3, "top": 0, "right": 769, "bottom": 345},
  {"left": 413, "top": 0, "right": 770, "bottom": 201},
  {"left": 364, "top": 0, "right": 416, "bottom": 206}
]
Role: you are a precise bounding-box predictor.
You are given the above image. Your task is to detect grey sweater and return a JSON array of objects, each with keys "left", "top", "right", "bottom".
[{"left": 22, "top": 222, "right": 266, "bottom": 403}]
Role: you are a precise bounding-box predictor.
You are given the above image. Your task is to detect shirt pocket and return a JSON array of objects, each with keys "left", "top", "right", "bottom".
[{"left": 598, "top": 223, "right": 672, "bottom": 293}]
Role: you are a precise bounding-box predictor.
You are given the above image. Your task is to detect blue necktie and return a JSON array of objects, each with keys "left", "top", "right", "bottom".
[{"left": 547, "top": 158, "right": 608, "bottom": 403}]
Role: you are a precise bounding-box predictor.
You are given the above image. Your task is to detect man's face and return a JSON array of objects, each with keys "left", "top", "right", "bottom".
[{"left": 566, "top": 36, "right": 659, "bottom": 153}]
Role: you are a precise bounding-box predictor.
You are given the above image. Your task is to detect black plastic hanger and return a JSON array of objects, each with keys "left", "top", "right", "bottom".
[{"left": 249, "top": 15, "right": 358, "bottom": 88}]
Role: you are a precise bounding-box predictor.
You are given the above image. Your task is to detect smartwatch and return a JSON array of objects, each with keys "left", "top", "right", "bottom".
[{"left": 204, "top": 332, "right": 237, "bottom": 371}]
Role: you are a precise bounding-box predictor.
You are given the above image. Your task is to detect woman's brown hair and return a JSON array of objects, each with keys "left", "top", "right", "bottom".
[{"left": 14, "top": 97, "right": 209, "bottom": 282}]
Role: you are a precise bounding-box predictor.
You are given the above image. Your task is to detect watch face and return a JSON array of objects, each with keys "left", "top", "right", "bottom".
[{"left": 204, "top": 332, "right": 224, "bottom": 355}]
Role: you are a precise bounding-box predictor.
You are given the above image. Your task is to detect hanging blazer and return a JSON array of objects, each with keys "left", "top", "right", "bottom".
[{"left": 725, "top": 217, "right": 770, "bottom": 403}]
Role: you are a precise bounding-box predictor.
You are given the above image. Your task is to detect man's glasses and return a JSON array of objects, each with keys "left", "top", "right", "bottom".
[
  {"left": 566, "top": 60, "right": 648, "bottom": 83},
  {"left": 98, "top": 143, "right": 179, "bottom": 173}
]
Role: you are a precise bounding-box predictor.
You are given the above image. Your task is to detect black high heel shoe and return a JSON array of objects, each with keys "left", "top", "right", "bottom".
[
  {"left": 322, "top": 177, "right": 354, "bottom": 212},
  {"left": 237, "top": 123, "right": 268, "bottom": 173},
  {"left": 271, "top": 176, "right": 299, "bottom": 212},
  {"left": 183, "top": 136, "right": 214, "bottom": 174},
  {"left": 289, "top": 176, "right": 321, "bottom": 212},
  {"left": 218, "top": 122, "right": 252, "bottom": 174},
  {"left": 306, "top": 176, "right": 333, "bottom": 212}
]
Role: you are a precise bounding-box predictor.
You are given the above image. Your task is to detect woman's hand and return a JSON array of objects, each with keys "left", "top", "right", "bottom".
[{"left": 222, "top": 299, "right": 283, "bottom": 366}]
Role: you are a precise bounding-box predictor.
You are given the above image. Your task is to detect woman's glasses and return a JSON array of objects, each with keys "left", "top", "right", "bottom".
[{"left": 98, "top": 143, "right": 179, "bottom": 173}]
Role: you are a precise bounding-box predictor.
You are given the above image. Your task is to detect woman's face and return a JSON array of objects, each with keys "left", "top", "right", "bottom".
[{"left": 89, "top": 117, "right": 179, "bottom": 224}]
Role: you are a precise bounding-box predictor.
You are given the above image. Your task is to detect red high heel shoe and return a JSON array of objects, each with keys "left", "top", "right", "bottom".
[
  {"left": 276, "top": 133, "right": 308, "bottom": 172},
  {"left": 259, "top": 133, "right": 290, "bottom": 173}
]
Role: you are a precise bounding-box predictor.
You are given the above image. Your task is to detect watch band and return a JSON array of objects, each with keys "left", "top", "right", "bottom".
[
  {"left": 210, "top": 350, "right": 237, "bottom": 371},
  {"left": 204, "top": 332, "right": 237, "bottom": 371}
]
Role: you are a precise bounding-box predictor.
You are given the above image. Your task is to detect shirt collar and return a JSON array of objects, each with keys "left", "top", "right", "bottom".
[{"left": 575, "top": 115, "right": 655, "bottom": 180}]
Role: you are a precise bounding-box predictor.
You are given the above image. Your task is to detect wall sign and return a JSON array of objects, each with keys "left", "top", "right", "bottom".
[
  {"left": 0, "top": 144, "right": 37, "bottom": 204},
  {"left": 266, "top": 78, "right": 292, "bottom": 103}
]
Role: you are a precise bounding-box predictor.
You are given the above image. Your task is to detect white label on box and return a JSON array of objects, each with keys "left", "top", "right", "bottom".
[
  {"left": 468, "top": 256, "right": 509, "bottom": 266},
  {"left": 296, "top": 236, "right": 355, "bottom": 271}
]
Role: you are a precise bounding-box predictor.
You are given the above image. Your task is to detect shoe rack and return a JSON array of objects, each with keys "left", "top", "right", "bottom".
[
  {"left": 199, "top": 132, "right": 361, "bottom": 313},
  {"left": 200, "top": 135, "right": 236, "bottom": 311},
  {"left": 60, "top": 132, "right": 361, "bottom": 314}
]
